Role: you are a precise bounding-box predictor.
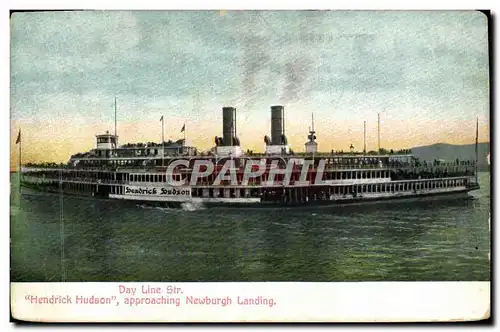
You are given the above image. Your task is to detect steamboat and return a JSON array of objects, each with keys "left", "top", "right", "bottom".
[{"left": 18, "top": 105, "right": 480, "bottom": 208}]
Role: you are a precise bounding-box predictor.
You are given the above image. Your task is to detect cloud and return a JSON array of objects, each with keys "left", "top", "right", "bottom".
[{"left": 10, "top": 10, "right": 489, "bottom": 160}]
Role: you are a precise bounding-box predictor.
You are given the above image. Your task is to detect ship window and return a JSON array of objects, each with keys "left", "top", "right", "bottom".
[{"left": 362, "top": 172, "right": 366, "bottom": 179}]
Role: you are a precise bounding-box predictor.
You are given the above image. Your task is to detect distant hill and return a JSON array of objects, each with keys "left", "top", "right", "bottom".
[{"left": 411, "top": 142, "right": 490, "bottom": 171}]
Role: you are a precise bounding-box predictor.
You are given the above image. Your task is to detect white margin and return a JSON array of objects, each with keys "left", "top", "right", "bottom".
[{"left": 4, "top": 0, "right": 496, "bottom": 330}]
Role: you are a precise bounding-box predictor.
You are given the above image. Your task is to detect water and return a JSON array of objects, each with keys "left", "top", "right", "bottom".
[{"left": 10, "top": 173, "right": 490, "bottom": 282}]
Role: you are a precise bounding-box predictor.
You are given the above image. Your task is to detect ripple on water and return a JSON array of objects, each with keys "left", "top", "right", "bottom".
[{"left": 10, "top": 173, "right": 491, "bottom": 282}]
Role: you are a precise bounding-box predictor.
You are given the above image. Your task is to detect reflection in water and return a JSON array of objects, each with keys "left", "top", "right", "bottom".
[{"left": 11, "top": 173, "right": 490, "bottom": 282}]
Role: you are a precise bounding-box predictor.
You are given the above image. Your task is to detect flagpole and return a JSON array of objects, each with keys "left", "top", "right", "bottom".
[
  {"left": 18, "top": 129, "right": 22, "bottom": 188},
  {"left": 475, "top": 117, "right": 479, "bottom": 185}
]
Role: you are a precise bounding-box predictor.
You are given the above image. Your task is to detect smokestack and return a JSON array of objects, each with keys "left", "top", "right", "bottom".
[
  {"left": 222, "top": 107, "right": 236, "bottom": 146},
  {"left": 271, "top": 105, "right": 284, "bottom": 145}
]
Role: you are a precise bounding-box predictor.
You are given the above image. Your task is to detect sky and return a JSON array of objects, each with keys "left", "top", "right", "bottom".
[{"left": 10, "top": 10, "right": 490, "bottom": 168}]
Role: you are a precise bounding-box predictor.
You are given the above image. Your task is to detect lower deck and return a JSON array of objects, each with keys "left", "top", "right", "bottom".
[{"left": 20, "top": 174, "right": 479, "bottom": 206}]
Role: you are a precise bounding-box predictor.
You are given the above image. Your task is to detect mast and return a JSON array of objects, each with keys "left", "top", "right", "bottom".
[
  {"left": 363, "top": 121, "right": 366, "bottom": 154},
  {"left": 377, "top": 113, "right": 380, "bottom": 155},
  {"left": 161, "top": 115, "right": 164, "bottom": 167},
  {"left": 114, "top": 97, "right": 117, "bottom": 140},
  {"left": 282, "top": 106, "right": 286, "bottom": 137},
  {"left": 311, "top": 113, "right": 315, "bottom": 165}
]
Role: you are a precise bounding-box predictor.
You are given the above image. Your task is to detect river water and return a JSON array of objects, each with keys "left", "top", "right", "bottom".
[{"left": 10, "top": 172, "right": 490, "bottom": 282}]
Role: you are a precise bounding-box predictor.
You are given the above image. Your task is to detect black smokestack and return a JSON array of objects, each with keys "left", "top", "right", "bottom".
[
  {"left": 222, "top": 107, "right": 236, "bottom": 146},
  {"left": 271, "top": 105, "right": 284, "bottom": 145}
]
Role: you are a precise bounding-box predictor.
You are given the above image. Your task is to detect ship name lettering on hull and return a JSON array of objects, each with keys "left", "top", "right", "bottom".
[{"left": 124, "top": 186, "right": 191, "bottom": 197}]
